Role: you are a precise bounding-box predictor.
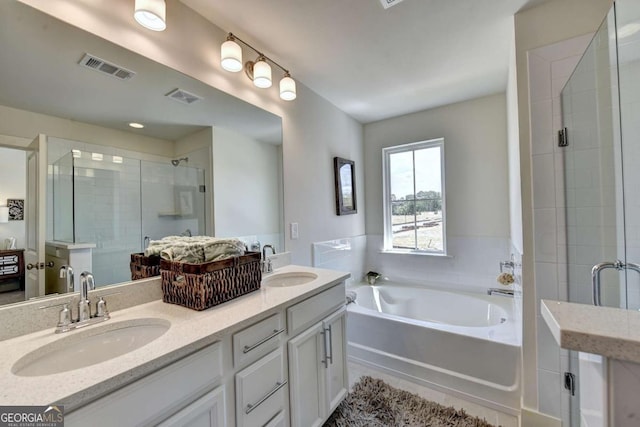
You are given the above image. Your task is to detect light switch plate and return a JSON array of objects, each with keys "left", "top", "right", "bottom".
[{"left": 290, "top": 223, "right": 299, "bottom": 240}]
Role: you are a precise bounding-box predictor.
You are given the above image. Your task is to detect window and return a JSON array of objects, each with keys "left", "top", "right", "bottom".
[{"left": 383, "top": 138, "right": 445, "bottom": 254}]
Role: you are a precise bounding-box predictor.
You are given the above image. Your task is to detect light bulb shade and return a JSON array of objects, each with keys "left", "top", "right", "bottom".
[
  {"left": 0, "top": 206, "right": 8, "bottom": 223},
  {"left": 280, "top": 75, "right": 297, "bottom": 101},
  {"left": 253, "top": 59, "right": 272, "bottom": 88},
  {"left": 221, "top": 39, "right": 243, "bottom": 72},
  {"left": 134, "top": 0, "right": 166, "bottom": 31}
]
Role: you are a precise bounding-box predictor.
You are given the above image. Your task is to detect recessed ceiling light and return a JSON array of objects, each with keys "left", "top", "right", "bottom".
[
  {"left": 92, "top": 153, "right": 104, "bottom": 161},
  {"left": 129, "top": 122, "right": 144, "bottom": 129}
]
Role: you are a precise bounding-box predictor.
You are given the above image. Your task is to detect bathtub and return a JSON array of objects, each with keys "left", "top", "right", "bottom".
[{"left": 347, "top": 282, "right": 521, "bottom": 413}]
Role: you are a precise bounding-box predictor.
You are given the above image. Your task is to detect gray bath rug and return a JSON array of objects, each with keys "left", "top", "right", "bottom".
[{"left": 323, "top": 376, "right": 497, "bottom": 427}]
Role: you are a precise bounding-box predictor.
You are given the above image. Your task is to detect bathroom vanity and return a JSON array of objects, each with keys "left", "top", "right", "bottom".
[
  {"left": 541, "top": 300, "right": 640, "bottom": 427},
  {"left": 0, "top": 265, "right": 349, "bottom": 427}
]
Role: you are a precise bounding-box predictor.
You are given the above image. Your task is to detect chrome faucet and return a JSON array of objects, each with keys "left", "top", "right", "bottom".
[
  {"left": 487, "top": 288, "right": 515, "bottom": 297},
  {"left": 262, "top": 244, "right": 276, "bottom": 273},
  {"left": 41, "top": 271, "right": 112, "bottom": 333},
  {"left": 78, "top": 271, "right": 95, "bottom": 322},
  {"left": 59, "top": 265, "right": 74, "bottom": 293}
]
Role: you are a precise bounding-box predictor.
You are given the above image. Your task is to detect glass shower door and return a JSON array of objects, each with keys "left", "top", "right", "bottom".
[
  {"left": 616, "top": 0, "right": 640, "bottom": 312},
  {"left": 560, "top": 5, "right": 623, "bottom": 426},
  {"left": 140, "top": 160, "right": 206, "bottom": 246}
]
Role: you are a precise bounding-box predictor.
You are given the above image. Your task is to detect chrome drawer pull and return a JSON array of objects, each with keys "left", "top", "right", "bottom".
[
  {"left": 243, "top": 328, "right": 285, "bottom": 354},
  {"left": 245, "top": 380, "right": 287, "bottom": 415},
  {"left": 327, "top": 325, "right": 333, "bottom": 365}
]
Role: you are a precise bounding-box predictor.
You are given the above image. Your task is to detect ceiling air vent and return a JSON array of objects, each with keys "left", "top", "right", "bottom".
[
  {"left": 379, "top": 0, "right": 405, "bottom": 9},
  {"left": 165, "top": 88, "right": 203, "bottom": 105},
  {"left": 78, "top": 53, "right": 136, "bottom": 81}
]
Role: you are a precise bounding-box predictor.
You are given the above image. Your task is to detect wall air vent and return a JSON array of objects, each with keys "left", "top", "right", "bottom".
[
  {"left": 78, "top": 54, "right": 136, "bottom": 81},
  {"left": 379, "top": 0, "right": 405, "bottom": 9},
  {"left": 165, "top": 88, "right": 203, "bottom": 105}
]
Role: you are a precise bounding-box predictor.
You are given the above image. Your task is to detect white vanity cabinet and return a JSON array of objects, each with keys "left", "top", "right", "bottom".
[
  {"left": 157, "top": 386, "right": 226, "bottom": 427},
  {"left": 65, "top": 342, "right": 224, "bottom": 427},
  {"left": 287, "top": 285, "right": 348, "bottom": 427},
  {"left": 62, "top": 279, "right": 348, "bottom": 427}
]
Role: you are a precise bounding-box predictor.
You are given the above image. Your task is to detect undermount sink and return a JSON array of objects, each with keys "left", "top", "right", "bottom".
[
  {"left": 263, "top": 272, "right": 318, "bottom": 287},
  {"left": 12, "top": 318, "right": 170, "bottom": 377}
]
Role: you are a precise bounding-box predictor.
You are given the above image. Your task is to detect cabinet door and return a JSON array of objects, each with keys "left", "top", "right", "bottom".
[
  {"left": 323, "top": 307, "right": 348, "bottom": 415},
  {"left": 288, "top": 322, "right": 326, "bottom": 427},
  {"left": 157, "top": 386, "right": 226, "bottom": 427}
]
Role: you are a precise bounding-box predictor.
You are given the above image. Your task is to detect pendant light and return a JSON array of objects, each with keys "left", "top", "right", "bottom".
[
  {"left": 252, "top": 56, "right": 272, "bottom": 89},
  {"left": 279, "top": 72, "right": 297, "bottom": 101},
  {"left": 221, "top": 35, "right": 243, "bottom": 72},
  {"left": 134, "top": 0, "right": 166, "bottom": 32}
]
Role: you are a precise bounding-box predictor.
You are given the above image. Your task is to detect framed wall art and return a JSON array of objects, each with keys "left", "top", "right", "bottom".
[
  {"left": 7, "top": 199, "right": 24, "bottom": 221},
  {"left": 334, "top": 157, "right": 357, "bottom": 215}
]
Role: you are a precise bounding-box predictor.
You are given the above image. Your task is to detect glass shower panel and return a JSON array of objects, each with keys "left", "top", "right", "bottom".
[
  {"left": 617, "top": 0, "right": 640, "bottom": 311},
  {"left": 562, "top": 8, "right": 623, "bottom": 309},
  {"left": 561, "top": 6, "right": 621, "bottom": 426},
  {"left": 140, "top": 160, "right": 206, "bottom": 245},
  {"left": 51, "top": 152, "right": 74, "bottom": 242},
  {"left": 72, "top": 154, "right": 142, "bottom": 287}
]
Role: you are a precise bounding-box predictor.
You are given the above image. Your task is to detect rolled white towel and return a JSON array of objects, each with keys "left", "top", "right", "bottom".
[{"left": 346, "top": 291, "right": 357, "bottom": 304}]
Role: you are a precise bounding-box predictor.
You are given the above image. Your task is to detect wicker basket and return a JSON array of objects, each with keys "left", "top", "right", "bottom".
[
  {"left": 160, "top": 251, "right": 262, "bottom": 311},
  {"left": 130, "top": 253, "right": 161, "bottom": 280}
]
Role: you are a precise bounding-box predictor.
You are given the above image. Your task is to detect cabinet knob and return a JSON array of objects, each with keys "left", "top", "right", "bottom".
[{"left": 26, "top": 263, "right": 36, "bottom": 270}]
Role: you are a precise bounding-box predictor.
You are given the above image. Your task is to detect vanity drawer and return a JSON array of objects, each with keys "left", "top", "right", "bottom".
[
  {"left": 233, "top": 312, "right": 284, "bottom": 368},
  {"left": 235, "top": 349, "right": 287, "bottom": 427},
  {"left": 287, "top": 282, "right": 345, "bottom": 337}
]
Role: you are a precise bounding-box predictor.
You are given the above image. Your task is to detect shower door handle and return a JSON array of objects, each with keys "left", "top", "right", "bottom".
[{"left": 592, "top": 260, "right": 629, "bottom": 306}]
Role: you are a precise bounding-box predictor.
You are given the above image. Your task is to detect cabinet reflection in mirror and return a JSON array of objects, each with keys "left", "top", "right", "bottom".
[{"left": 0, "top": 2, "right": 283, "bottom": 306}]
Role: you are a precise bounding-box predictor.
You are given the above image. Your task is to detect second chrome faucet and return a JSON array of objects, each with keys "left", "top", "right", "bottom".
[{"left": 54, "top": 267, "right": 110, "bottom": 333}]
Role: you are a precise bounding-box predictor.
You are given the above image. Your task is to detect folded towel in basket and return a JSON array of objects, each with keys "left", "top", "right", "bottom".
[{"left": 148, "top": 236, "right": 246, "bottom": 263}]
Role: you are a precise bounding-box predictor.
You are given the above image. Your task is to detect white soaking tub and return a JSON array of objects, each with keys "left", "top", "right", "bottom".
[{"left": 347, "top": 281, "right": 521, "bottom": 413}]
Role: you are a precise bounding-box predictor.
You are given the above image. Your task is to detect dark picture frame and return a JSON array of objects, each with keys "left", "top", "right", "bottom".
[
  {"left": 334, "top": 157, "right": 357, "bottom": 215},
  {"left": 7, "top": 199, "right": 24, "bottom": 221}
]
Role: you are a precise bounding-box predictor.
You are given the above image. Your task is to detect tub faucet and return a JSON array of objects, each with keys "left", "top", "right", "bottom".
[
  {"left": 262, "top": 244, "right": 276, "bottom": 273},
  {"left": 487, "top": 288, "right": 514, "bottom": 297},
  {"left": 78, "top": 271, "right": 95, "bottom": 322},
  {"left": 59, "top": 265, "right": 74, "bottom": 293}
]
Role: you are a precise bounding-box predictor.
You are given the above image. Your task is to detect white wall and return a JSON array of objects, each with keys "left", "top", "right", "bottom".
[
  {"left": 0, "top": 147, "right": 26, "bottom": 249},
  {"left": 212, "top": 127, "right": 283, "bottom": 249},
  {"left": 20, "top": 0, "right": 365, "bottom": 267},
  {"left": 0, "top": 104, "right": 173, "bottom": 156},
  {"left": 362, "top": 93, "right": 511, "bottom": 291}
]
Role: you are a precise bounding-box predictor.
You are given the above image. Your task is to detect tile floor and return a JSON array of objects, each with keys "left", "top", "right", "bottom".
[{"left": 348, "top": 361, "right": 520, "bottom": 427}]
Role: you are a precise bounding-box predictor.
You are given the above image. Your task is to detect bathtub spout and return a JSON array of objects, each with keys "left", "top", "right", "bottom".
[{"left": 487, "top": 288, "right": 514, "bottom": 297}]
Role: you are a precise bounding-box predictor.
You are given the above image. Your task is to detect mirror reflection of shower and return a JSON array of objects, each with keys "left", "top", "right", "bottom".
[
  {"left": 171, "top": 157, "right": 188, "bottom": 167},
  {"left": 50, "top": 149, "right": 206, "bottom": 287}
]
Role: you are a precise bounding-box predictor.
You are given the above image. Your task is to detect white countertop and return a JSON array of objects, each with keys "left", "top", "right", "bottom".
[
  {"left": 541, "top": 299, "right": 640, "bottom": 363},
  {"left": 0, "top": 265, "right": 349, "bottom": 411}
]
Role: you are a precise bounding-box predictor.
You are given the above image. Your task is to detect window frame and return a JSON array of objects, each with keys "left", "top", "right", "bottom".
[{"left": 382, "top": 138, "right": 447, "bottom": 255}]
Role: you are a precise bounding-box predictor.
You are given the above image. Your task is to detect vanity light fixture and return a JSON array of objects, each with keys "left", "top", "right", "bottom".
[
  {"left": 129, "top": 122, "right": 145, "bottom": 129},
  {"left": 134, "top": 0, "right": 166, "bottom": 32},
  {"left": 220, "top": 33, "right": 297, "bottom": 101},
  {"left": 72, "top": 149, "right": 82, "bottom": 158},
  {"left": 112, "top": 156, "right": 124, "bottom": 164},
  {"left": 92, "top": 153, "right": 104, "bottom": 161}
]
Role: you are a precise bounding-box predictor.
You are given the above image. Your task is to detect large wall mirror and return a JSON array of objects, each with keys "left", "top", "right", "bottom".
[{"left": 0, "top": 2, "right": 284, "bottom": 306}]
